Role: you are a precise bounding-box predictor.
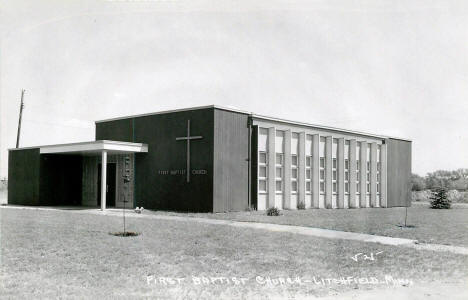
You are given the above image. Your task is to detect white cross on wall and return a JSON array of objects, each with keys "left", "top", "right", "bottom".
[{"left": 176, "top": 120, "right": 203, "bottom": 183}]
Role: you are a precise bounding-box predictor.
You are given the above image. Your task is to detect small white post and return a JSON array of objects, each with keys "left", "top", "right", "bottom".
[{"left": 101, "top": 150, "right": 107, "bottom": 211}]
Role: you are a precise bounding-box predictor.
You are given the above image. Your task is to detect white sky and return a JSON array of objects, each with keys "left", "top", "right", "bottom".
[{"left": 1, "top": 0, "right": 467, "bottom": 177}]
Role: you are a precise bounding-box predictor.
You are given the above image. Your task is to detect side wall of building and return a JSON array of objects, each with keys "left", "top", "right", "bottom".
[
  {"left": 8, "top": 148, "right": 41, "bottom": 205},
  {"left": 386, "top": 138, "right": 412, "bottom": 207},
  {"left": 9, "top": 150, "right": 85, "bottom": 206},
  {"left": 213, "top": 109, "right": 250, "bottom": 212},
  {"left": 96, "top": 118, "right": 134, "bottom": 142}
]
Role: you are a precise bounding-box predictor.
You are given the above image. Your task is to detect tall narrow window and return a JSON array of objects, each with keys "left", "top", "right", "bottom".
[
  {"left": 319, "top": 137, "right": 326, "bottom": 194},
  {"left": 275, "top": 131, "right": 285, "bottom": 193},
  {"left": 291, "top": 133, "right": 299, "bottom": 193},
  {"left": 356, "top": 143, "right": 361, "bottom": 195},
  {"left": 258, "top": 128, "right": 269, "bottom": 193},
  {"left": 344, "top": 140, "right": 350, "bottom": 194},
  {"left": 305, "top": 135, "right": 312, "bottom": 194},
  {"left": 332, "top": 138, "right": 338, "bottom": 194},
  {"left": 291, "top": 155, "right": 298, "bottom": 193},
  {"left": 366, "top": 144, "right": 371, "bottom": 195},
  {"left": 377, "top": 145, "right": 381, "bottom": 196}
]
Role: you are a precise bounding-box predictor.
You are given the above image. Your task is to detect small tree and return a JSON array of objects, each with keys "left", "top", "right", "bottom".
[
  {"left": 297, "top": 202, "right": 306, "bottom": 210},
  {"left": 430, "top": 187, "right": 451, "bottom": 209}
]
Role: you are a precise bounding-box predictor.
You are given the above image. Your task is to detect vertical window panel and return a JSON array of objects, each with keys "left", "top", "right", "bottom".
[
  {"left": 306, "top": 181, "right": 311, "bottom": 192},
  {"left": 291, "top": 181, "right": 298, "bottom": 192},
  {"left": 259, "top": 180, "right": 267, "bottom": 192},
  {"left": 291, "top": 133, "right": 299, "bottom": 155},
  {"left": 319, "top": 137, "right": 326, "bottom": 195},
  {"left": 275, "top": 130, "right": 285, "bottom": 153},
  {"left": 276, "top": 180, "right": 283, "bottom": 192},
  {"left": 258, "top": 128, "right": 269, "bottom": 152},
  {"left": 305, "top": 135, "right": 313, "bottom": 156}
]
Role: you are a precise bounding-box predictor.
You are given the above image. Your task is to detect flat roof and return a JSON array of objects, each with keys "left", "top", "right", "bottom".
[
  {"left": 94, "top": 105, "right": 250, "bottom": 123},
  {"left": 10, "top": 140, "right": 149, "bottom": 155},
  {"left": 94, "top": 105, "right": 411, "bottom": 142}
]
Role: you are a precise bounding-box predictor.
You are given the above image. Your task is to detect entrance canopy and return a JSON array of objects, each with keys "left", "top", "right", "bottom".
[
  {"left": 39, "top": 140, "right": 148, "bottom": 211},
  {"left": 39, "top": 140, "right": 148, "bottom": 155}
]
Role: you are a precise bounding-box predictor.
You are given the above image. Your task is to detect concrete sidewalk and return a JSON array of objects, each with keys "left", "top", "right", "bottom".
[{"left": 2, "top": 205, "right": 468, "bottom": 255}]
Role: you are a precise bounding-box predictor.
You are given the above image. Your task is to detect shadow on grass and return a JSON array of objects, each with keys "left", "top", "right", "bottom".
[
  {"left": 109, "top": 231, "right": 140, "bottom": 237},
  {"left": 396, "top": 224, "right": 417, "bottom": 228}
]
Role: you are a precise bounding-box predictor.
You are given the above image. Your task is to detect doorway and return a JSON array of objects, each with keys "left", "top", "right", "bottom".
[{"left": 97, "top": 163, "right": 116, "bottom": 207}]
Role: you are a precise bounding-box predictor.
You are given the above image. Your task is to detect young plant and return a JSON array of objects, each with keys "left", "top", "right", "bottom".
[
  {"left": 430, "top": 187, "right": 451, "bottom": 209},
  {"left": 266, "top": 207, "right": 280, "bottom": 216}
]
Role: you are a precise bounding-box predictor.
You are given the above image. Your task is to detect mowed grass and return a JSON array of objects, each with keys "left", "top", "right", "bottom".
[
  {"left": 0, "top": 187, "right": 6, "bottom": 205},
  {"left": 1, "top": 208, "right": 467, "bottom": 299},
  {"left": 152, "top": 202, "right": 468, "bottom": 247}
]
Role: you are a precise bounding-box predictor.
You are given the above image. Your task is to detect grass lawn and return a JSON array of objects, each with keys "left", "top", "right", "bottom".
[
  {"left": 1, "top": 208, "right": 467, "bottom": 299},
  {"left": 0, "top": 188, "right": 6, "bottom": 205},
  {"left": 150, "top": 202, "right": 468, "bottom": 247}
]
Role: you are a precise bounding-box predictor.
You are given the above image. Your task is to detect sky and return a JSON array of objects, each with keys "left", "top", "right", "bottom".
[{"left": 1, "top": 0, "right": 467, "bottom": 178}]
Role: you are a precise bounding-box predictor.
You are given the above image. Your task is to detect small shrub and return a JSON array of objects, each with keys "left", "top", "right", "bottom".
[
  {"left": 430, "top": 187, "right": 451, "bottom": 209},
  {"left": 266, "top": 207, "right": 280, "bottom": 216},
  {"left": 297, "top": 202, "right": 306, "bottom": 210}
]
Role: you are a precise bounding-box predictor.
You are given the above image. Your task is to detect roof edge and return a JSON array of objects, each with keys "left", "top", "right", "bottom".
[
  {"left": 94, "top": 104, "right": 411, "bottom": 142},
  {"left": 8, "top": 140, "right": 147, "bottom": 151},
  {"left": 95, "top": 105, "right": 250, "bottom": 123},
  {"left": 251, "top": 114, "right": 412, "bottom": 142}
]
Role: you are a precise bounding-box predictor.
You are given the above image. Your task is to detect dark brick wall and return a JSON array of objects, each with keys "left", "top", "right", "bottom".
[
  {"left": 8, "top": 148, "right": 41, "bottom": 205},
  {"left": 96, "top": 118, "right": 134, "bottom": 142},
  {"left": 96, "top": 108, "right": 215, "bottom": 212}
]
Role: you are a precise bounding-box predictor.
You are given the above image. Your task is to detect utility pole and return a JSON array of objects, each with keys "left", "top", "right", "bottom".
[{"left": 16, "top": 90, "right": 25, "bottom": 148}]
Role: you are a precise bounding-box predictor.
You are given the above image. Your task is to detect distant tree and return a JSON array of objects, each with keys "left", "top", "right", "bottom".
[
  {"left": 430, "top": 187, "right": 451, "bottom": 209},
  {"left": 425, "top": 169, "right": 468, "bottom": 191},
  {"left": 449, "top": 178, "right": 468, "bottom": 191},
  {"left": 411, "top": 173, "right": 426, "bottom": 191},
  {"left": 425, "top": 172, "right": 448, "bottom": 190}
]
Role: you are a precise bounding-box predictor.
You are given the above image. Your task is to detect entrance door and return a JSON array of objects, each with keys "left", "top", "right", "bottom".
[{"left": 97, "top": 163, "right": 116, "bottom": 207}]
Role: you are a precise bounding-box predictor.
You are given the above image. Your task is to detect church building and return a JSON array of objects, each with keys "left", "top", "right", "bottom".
[{"left": 8, "top": 105, "right": 412, "bottom": 212}]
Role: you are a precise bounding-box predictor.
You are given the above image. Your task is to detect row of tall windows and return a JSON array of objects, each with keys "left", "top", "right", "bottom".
[{"left": 258, "top": 129, "right": 382, "bottom": 200}]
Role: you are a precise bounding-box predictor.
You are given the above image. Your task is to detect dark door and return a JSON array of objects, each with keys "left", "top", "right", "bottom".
[{"left": 97, "top": 163, "right": 116, "bottom": 207}]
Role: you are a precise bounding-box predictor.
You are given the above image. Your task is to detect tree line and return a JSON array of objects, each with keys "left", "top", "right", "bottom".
[{"left": 411, "top": 169, "right": 468, "bottom": 191}]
